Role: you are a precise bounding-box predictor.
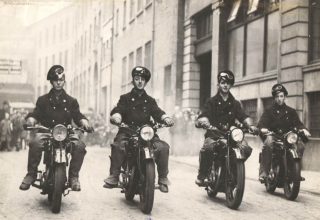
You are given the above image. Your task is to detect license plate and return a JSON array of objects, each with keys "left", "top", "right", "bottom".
[
  {"left": 144, "top": 148, "right": 151, "bottom": 159},
  {"left": 55, "top": 149, "right": 66, "bottom": 163}
]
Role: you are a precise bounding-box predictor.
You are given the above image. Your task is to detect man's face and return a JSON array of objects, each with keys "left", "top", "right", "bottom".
[
  {"left": 218, "top": 80, "right": 231, "bottom": 94},
  {"left": 51, "top": 79, "right": 65, "bottom": 90},
  {"left": 274, "top": 92, "right": 286, "bottom": 105},
  {"left": 133, "top": 76, "right": 146, "bottom": 90}
]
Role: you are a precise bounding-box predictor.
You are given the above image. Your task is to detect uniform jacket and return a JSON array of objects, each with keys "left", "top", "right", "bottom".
[
  {"left": 258, "top": 103, "right": 306, "bottom": 134},
  {"left": 111, "top": 88, "right": 166, "bottom": 128},
  {"left": 198, "top": 92, "right": 248, "bottom": 138},
  {"left": 27, "top": 89, "right": 86, "bottom": 128}
]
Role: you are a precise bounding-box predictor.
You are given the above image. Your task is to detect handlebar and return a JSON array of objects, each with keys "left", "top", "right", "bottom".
[{"left": 23, "top": 124, "right": 94, "bottom": 133}]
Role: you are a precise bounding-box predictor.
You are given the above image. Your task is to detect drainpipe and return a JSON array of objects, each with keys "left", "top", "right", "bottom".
[
  {"left": 109, "top": 0, "right": 115, "bottom": 125},
  {"left": 151, "top": 0, "right": 155, "bottom": 95}
]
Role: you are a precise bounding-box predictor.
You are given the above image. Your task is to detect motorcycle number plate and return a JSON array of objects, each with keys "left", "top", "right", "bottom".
[
  {"left": 234, "top": 148, "right": 244, "bottom": 159},
  {"left": 144, "top": 148, "right": 151, "bottom": 159},
  {"left": 55, "top": 149, "right": 66, "bottom": 163}
]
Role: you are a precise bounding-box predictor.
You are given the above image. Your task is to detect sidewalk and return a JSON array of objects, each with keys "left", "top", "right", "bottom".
[{"left": 170, "top": 148, "right": 320, "bottom": 195}]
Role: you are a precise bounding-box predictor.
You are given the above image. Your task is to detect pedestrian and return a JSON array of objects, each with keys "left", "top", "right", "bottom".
[{"left": 0, "top": 112, "right": 13, "bottom": 151}]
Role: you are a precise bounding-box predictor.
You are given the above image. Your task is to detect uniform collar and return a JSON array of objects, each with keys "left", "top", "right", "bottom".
[
  {"left": 48, "top": 88, "right": 67, "bottom": 99},
  {"left": 215, "top": 91, "right": 235, "bottom": 102},
  {"left": 131, "top": 88, "right": 147, "bottom": 97},
  {"left": 273, "top": 102, "right": 287, "bottom": 110}
]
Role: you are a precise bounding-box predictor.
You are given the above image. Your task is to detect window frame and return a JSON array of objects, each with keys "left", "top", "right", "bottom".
[{"left": 308, "top": 0, "right": 320, "bottom": 63}]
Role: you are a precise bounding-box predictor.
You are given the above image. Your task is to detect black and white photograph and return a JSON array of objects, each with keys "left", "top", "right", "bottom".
[{"left": 0, "top": 0, "right": 319, "bottom": 219}]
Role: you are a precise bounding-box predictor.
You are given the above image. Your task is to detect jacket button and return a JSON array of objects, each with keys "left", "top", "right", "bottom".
[
  {"left": 229, "top": 112, "right": 231, "bottom": 115},
  {"left": 145, "top": 100, "right": 147, "bottom": 103},
  {"left": 133, "top": 107, "right": 135, "bottom": 110},
  {"left": 64, "top": 108, "right": 67, "bottom": 111},
  {"left": 63, "top": 99, "right": 66, "bottom": 102},
  {"left": 132, "top": 98, "right": 135, "bottom": 101},
  {"left": 52, "top": 120, "right": 55, "bottom": 122},
  {"left": 53, "top": 106, "right": 56, "bottom": 109}
]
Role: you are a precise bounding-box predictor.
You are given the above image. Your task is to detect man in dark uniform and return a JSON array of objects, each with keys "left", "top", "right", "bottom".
[
  {"left": 0, "top": 100, "right": 10, "bottom": 122},
  {"left": 257, "top": 83, "right": 311, "bottom": 181},
  {"left": 103, "top": 66, "right": 174, "bottom": 193},
  {"left": 195, "top": 70, "right": 258, "bottom": 185},
  {"left": 19, "top": 65, "right": 92, "bottom": 191}
]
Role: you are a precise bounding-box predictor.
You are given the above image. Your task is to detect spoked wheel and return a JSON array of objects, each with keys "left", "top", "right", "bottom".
[
  {"left": 51, "top": 164, "right": 66, "bottom": 213},
  {"left": 125, "top": 166, "right": 138, "bottom": 201},
  {"left": 284, "top": 160, "right": 301, "bottom": 200},
  {"left": 207, "top": 162, "right": 222, "bottom": 198},
  {"left": 265, "top": 164, "right": 279, "bottom": 193},
  {"left": 225, "top": 161, "right": 245, "bottom": 209},
  {"left": 139, "top": 161, "right": 155, "bottom": 214}
]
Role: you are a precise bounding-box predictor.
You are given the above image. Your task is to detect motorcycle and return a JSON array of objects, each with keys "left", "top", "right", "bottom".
[
  {"left": 199, "top": 124, "right": 255, "bottom": 209},
  {"left": 23, "top": 124, "right": 92, "bottom": 213},
  {"left": 259, "top": 128, "right": 308, "bottom": 200},
  {"left": 114, "top": 122, "right": 170, "bottom": 214}
]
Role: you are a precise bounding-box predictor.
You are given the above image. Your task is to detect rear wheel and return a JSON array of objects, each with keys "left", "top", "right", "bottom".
[
  {"left": 139, "top": 161, "right": 155, "bottom": 214},
  {"left": 225, "top": 161, "right": 245, "bottom": 210},
  {"left": 51, "top": 164, "right": 66, "bottom": 213},
  {"left": 284, "top": 160, "right": 301, "bottom": 200}
]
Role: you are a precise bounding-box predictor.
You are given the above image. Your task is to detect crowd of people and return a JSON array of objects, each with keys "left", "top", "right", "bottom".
[{"left": 0, "top": 101, "right": 30, "bottom": 152}]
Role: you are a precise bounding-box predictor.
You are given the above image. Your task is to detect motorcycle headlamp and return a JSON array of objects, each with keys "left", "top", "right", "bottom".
[
  {"left": 52, "top": 124, "right": 68, "bottom": 141},
  {"left": 140, "top": 126, "right": 155, "bottom": 141},
  {"left": 231, "top": 127, "right": 244, "bottom": 142},
  {"left": 286, "top": 132, "right": 298, "bottom": 144}
]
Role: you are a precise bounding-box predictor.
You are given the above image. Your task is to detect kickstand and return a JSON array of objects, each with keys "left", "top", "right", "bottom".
[{"left": 64, "top": 189, "right": 71, "bottom": 196}]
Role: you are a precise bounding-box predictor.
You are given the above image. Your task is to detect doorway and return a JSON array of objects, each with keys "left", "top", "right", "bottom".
[{"left": 197, "top": 52, "right": 212, "bottom": 108}]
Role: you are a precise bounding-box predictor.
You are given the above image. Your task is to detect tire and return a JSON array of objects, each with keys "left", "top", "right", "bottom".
[
  {"left": 207, "top": 162, "right": 222, "bottom": 198},
  {"left": 139, "top": 161, "right": 155, "bottom": 214},
  {"left": 225, "top": 161, "right": 245, "bottom": 210},
  {"left": 48, "top": 192, "right": 53, "bottom": 202},
  {"left": 125, "top": 166, "right": 138, "bottom": 201},
  {"left": 51, "top": 164, "right": 66, "bottom": 213},
  {"left": 284, "top": 160, "right": 301, "bottom": 201},
  {"left": 265, "top": 164, "right": 279, "bottom": 193}
]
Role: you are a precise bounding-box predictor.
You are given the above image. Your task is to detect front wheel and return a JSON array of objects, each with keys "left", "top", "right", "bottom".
[
  {"left": 51, "top": 163, "right": 66, "bottom": 213},
  {"left": 207, "top": 161, "right": 222, "bottom": 198},
  {"left": 139, "top": 161, "right": 155, "bottom": 214},
  {"left": 225, "top": 161, "right": 245, "bottom": 209},
  {"left": 125, "top": 166, "right": 138, "bottom": 201},
  {"left": 284, "top": 160, "right": 301, "bottom": 200}
]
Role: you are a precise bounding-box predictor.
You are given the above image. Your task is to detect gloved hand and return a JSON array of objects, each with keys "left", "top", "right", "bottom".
[
  {"left": 80, "top": 119, "right": 93, "bottom": 132},
  {"left": 249, "top": 125, "right": 259, "bottom": 135},
  {"left": 110, "top": 113, "right": 122, "bottom": 125},
  {"left": 163, "top": 117, "right": 174, "bottom": 127},
  {"left": 302, "top": 129, "right": 311, "bottom": 137},
  {"left": 197, "top": 117, "right": 210, "bottom": 129},
  {"left": 26, "top": 117, "right": 37, "bottom": 126}
]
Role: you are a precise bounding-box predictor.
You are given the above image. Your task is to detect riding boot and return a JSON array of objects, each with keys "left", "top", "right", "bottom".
[
  {"left": 69, "top": 141, "right": 87, "bottom": 178},
  {"left": 197, "top": 150, "right": 212, "bottom": 181}
]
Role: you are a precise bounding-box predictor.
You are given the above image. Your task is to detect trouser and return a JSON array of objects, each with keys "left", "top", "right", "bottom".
[
  {"left": 108, "top": 132, "right": 170, "bottom": 185},
  {"left": 26, "top": 132, "right": 87, "bottom": 179},
  {"left": 260, "top": 135, "right": 305, "bottom": 175},
  {"left": 197, "top": 137, "right": 252, "bottom": 179}
]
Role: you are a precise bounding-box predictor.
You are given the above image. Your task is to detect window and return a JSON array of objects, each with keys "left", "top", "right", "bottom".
[
  {"left": 123, "top": 1, "right": 127, "bottom": 29},
  {"left": 164, "top": 65, "right": 172, "bottom": 96},
  {"left": 39, "top": 32, "right": 42, "bottom": 48},
  {"left": 122, "top": 56, "right": 127, "bottom": 88},
  {"left": 60, "top": 22, "right": 63, "bottom": 41},
  {"left": 136, "top": 47, "right": 142, "bottom": 65},
  {"left": 227, "top": 1, "right": 280, "bottom": 77},
  {"left": 310, "top": 0, "right": 320, "bottom": 62},
  {"left": 45, "top": 56, "right": 48, "bottom": 71},
  {"left": 242, "top": 99, "right": 258, "bottom": 124},
  {"left": 65, "top": 18, "right": 69, "bottom": 39},
  {"left": 137, "top": 0, "right": 142, "bottom": 12},
  {"left": 53, "top": 25, "right": 56, "bottom": 44},
  {"left": 246, "top": 17, "right": 264, "bottom": 76},
  {"left": 228, "top": 27, "right": 244, "bottom": 78},
  {"left": 129, "top": 52, "right": 134, "bottom": 81},
  {"left": 52, "top": 54, "right": 55, "bottom": 65},
  {"left": 64, "top": 50, "right": 68, "bottom": 69},
  {"left": 116, "top": 9, "right": 119, "bottom": 35},
  {"left": 195, "top": 8, "right": 212, "bottom": 40},
  {"left": 45, "top": 28, "right": 49, "bottom": 46},
  {"left": 59, "top": 52, "right": 62, "bottom": 64},
  {"left": 308, "top": 92, "right": 320, "bottom": 137},
  {"left": 130, "top": 0, "right": 135, "bottom": 19},
  {"left": 144, "top": 41, "right": 151, "bottom": 70}
]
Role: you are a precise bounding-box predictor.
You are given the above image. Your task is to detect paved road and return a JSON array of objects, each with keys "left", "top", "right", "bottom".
[{"left": 0, "top": 147, "right": 319, "bottom": 220}]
